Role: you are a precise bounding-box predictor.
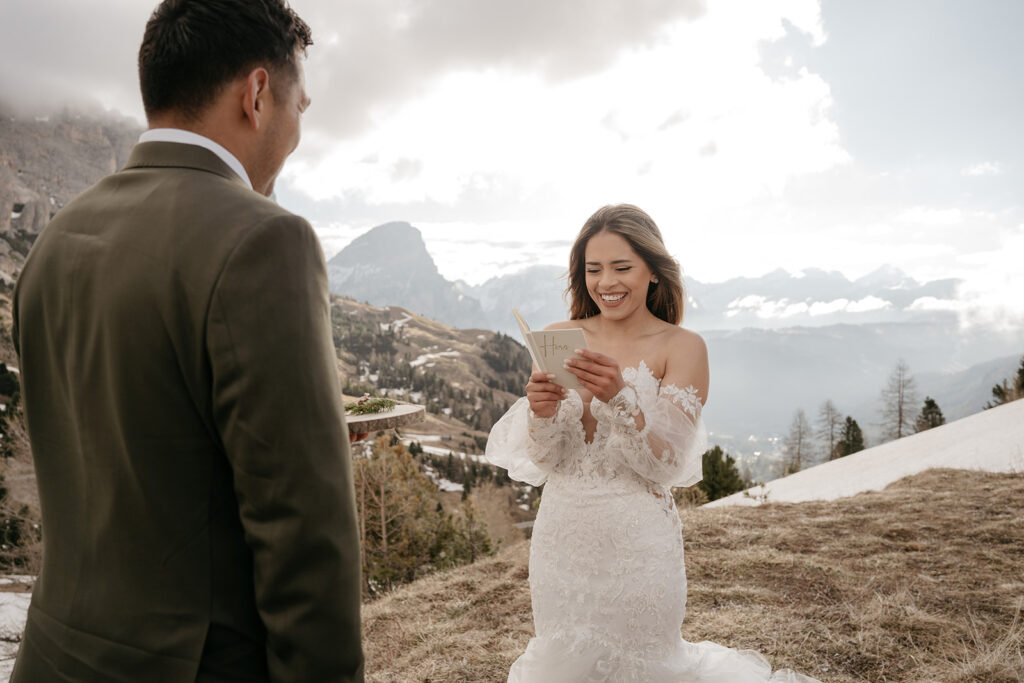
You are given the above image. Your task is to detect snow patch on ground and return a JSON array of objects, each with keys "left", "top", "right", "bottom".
[
  {"left": 437, "top": 479, "right": 465, "bottom": 493},
  {"left": 409, "top": 350, "right": 460, "bottom": 368},
  {"left": 421, "top": 464, "right": 466, "bottom": 493},
  {"left": 412, "top": 442, "right": 485, "bottom": 463},
  {"left": 403, "top": 433, "right": 443, "bottom": 442},
  {"left": 708, "top": 400, "right": 1024, "bottom": 508},
  {"left": 0, "top": 592, "right": 30, "bottom": 678},
  {"left": 379, "top": 313, "right": 413, "bottom": 333}
]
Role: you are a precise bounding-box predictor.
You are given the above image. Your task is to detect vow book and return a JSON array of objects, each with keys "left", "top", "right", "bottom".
[{"left": 512, "top": 309, "right": 588, "bottom": 391}]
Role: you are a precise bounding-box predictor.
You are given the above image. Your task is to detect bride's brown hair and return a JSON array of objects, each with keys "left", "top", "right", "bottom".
[{"left": 566, "top": 204, "right": 684, "bottom": 325}]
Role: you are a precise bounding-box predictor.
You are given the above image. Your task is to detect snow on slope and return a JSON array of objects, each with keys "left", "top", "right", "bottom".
[
  {"left": 707, "top": 399, "right": 1024, "bottom": 508},
  {"left": 0, "top": 592, "right": 30, "bottom": 679}
]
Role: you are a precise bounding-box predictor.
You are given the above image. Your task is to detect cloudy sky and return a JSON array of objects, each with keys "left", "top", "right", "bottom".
[{"left": 2, "top": 0, "right": 1022, "bottom": 326}]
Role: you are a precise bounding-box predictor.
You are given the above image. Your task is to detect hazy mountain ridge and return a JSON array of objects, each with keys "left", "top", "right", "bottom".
[
  {"left": 684, "top": 265, "right": 961, "bottom": 331},
  {"left": 459, "top": 264, "right": 569, "bottom": 332},
  {"left": 328, "top": 222, "right": 968, "bottom": 336}
]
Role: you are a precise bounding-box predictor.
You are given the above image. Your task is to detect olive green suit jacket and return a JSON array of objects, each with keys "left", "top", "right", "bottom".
[{"left": 11, "top": 142, "right": 364, "bottom": 682}]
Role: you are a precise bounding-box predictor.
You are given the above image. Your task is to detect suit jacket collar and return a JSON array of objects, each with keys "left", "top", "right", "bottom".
[{"left": 124, "top": 141, "right": 251, "bottom": 189}]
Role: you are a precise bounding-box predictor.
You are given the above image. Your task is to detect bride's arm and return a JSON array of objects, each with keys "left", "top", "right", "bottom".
[
  {"left": 568, "top": 333, "right": 709, "bottom": 487},
  {"left": 484, "top": 370, "right": 581, "bottom": 486}
]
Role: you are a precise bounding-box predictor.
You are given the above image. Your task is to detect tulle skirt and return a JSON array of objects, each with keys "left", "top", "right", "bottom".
[{"left": 509, "top": 635, "right": 819, "bottom": 683}]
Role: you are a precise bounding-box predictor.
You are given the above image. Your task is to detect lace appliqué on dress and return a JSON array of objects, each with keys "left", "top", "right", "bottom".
[{"left": 659, "top": 383, "right": 702, "bottom": 421}]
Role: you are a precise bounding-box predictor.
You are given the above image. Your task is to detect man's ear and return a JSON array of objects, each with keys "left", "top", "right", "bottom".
[{"left": 241, "top": 67, "right": 271, "bottom": 131}]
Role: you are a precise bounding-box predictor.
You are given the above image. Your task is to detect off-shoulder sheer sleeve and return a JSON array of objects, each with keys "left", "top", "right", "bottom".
[
  {"left": 591, "top": 383, "right": 706, "bottom": 488},
  {"left": 485, "top": 393, "right": 584, "bottom": 486}
]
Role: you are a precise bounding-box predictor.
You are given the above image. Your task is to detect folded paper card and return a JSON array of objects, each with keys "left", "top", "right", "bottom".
[{"left": 512, "top": 309, "right": 588, "bottom": 391}]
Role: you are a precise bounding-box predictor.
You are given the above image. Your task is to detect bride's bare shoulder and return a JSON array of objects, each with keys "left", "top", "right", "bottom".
[
  {"left": 666, "top": 326, "right": 707, "bottom": 355},
  {"left": 664, "top": 326, "right": 709, "bottom": 383}
]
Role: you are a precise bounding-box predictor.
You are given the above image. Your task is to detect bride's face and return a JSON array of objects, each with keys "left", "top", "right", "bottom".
[{"left": 584, "top": 230, "right": 656, "bottom": 320}]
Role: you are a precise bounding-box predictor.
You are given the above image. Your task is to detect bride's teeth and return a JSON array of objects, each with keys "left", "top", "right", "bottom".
[{"left": 601, "top": 294, "right": 625, "bottom": 302}]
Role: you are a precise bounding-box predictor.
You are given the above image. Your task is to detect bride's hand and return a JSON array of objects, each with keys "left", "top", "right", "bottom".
[
  {"left": 526, "top": 370, "right": 568, "bottom": 418},
  {"left": 564, "top": 349, "right": 625, "bottom": 403}
]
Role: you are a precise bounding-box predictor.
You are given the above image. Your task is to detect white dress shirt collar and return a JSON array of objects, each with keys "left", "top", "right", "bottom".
[{"left": 138, "top": 128, "right": 253, "bottom": 191}]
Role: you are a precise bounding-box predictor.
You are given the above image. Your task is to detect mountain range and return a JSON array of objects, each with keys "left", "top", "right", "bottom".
[
  {"left": 326, "top": 222, "right": 1022, "bottom": 458},
  {"left": 326, "top": 222, "right": 969, "bottom": 335}
]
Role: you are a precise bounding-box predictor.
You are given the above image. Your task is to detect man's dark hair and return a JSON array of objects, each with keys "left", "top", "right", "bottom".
[{"left": 138, "top": 0, "right": 313, "bottom": 120}]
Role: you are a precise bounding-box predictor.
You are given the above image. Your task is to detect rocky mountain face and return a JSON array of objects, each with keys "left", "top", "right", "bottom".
[
  {"left": 0, "top": 102, "right": 140, "bottom": 284},
  {"left": 327, "top": 222, "right": 487, "bottom": 330}
]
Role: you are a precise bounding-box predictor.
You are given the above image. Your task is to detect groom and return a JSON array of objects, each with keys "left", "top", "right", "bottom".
[{"left": 11, "top": 1, "right": 363, "bottom": 681}]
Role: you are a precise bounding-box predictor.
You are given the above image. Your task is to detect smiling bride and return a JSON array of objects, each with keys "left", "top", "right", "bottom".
[{"left": 485, "top": 204, "right": 821, "bottom": 682}]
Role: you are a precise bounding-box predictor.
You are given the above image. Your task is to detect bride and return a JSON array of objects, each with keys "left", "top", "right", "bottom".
[{"left": 486, "top": 205, "right": 820, "bottom": 682}]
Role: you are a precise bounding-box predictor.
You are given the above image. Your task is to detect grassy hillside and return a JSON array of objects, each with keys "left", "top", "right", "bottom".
[{"left": 362, "top": 468, "right": 1024, "bottom": 682}]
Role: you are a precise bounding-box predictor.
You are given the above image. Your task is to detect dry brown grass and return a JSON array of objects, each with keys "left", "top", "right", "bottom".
[{"left": 362, "top": 468, "right": 1024, "bottom": 682}]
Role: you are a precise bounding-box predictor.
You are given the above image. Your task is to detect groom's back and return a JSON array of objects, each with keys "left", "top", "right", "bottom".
[{"left": 12, "top": 149, "right": 292, "bottom": 680}]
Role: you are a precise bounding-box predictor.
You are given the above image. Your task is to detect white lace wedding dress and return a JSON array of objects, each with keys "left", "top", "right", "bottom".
[{"left": 486, "top": 361, "right": 820, "bottom": 683}]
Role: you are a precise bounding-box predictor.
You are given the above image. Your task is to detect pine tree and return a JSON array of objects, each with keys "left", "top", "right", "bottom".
[
  {"left": 353, "top": 435, "right": 442, "bottom": 596},
  {"left": 448, "top": 498, "right": 493, "bottom": 564},
  {"left": 984, "top": 355, "right": 1024, "bottom": 409},
  {"left": 835, "top": 416, "right": 865, "bottom": 458},
  {"left": 783, "top": 409, "right": 812, "bottom": 474},
  {"left": 698, "top": 446, "right": 746, "bottom": 502},
  {"left": 816, "top": 399, "right": 843, "bottom": 461},
  {"left": 914, "top": 396, "right": 945, "bottom": 432},
  {"left": 351, "top": 435, "right": 494, "bottom": 597},
  {"left": 880, "top": 359, "right": 918, "bottom": 441}
]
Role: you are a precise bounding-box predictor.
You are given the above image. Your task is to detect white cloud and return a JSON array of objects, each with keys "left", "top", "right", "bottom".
[
  {"left": 897, "top": 207, "right": 963, "bottom": 226},
  {"left": 961, "top": 162, "right": 1001, "bottom": 177},
  {"left": 908, "top": 297, "right": 961, "bottom": 312},
  {"left": 846, "top": 296, "right": 891, "bottom": 313},
  {"left": 726, "top": 296, "right": 813, "bottom": 319},
  {"left": 952, "top": 225, "right": 1024, "bottom": 330},
  {"left": 295, "top": 0, "right": 705, "bottom": 137},
  {"left": 808, "top": 299, "right": 850, "bottom": 316},
  {"left": 288, "top": 0, "right": 848, "bottom": 229}
]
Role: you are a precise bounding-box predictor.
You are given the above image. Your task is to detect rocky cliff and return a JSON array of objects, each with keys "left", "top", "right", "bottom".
[{"left": 0, "top": 102, "right": 140, "bottom": 283}]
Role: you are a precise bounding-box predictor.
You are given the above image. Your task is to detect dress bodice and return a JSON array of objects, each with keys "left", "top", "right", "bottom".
[
  {"left": 485, "top": 360, "right": 706, "bottom": 495},
  {"left": 544, "top": 362, "right": 704, "bottom": 491}
]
